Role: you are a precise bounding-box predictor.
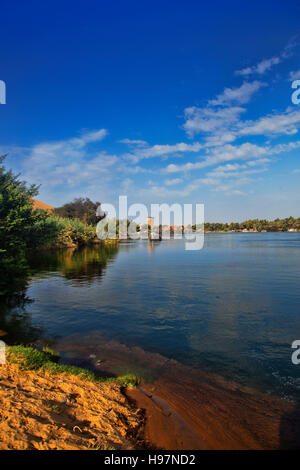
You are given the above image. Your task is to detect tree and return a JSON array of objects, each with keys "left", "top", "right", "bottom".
[
  {"left": 54, "top": 197, "right": 100, "bottom": 226},
  {"left": 0, "top": 155, "right": 48, "bottom": 293}
]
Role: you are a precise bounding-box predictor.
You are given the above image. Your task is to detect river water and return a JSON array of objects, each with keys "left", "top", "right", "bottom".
[{"left": 2, "top": 232, "right": 300, "bottom": 400}]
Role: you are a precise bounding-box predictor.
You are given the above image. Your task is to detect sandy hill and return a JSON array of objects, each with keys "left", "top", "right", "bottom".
[{"left": 32, "top": 199, "right": 54, "bottom": 212}]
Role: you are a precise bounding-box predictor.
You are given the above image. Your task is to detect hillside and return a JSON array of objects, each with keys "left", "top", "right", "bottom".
[{"left": 32, "top": 199, "right": 54, "bottom": 212}]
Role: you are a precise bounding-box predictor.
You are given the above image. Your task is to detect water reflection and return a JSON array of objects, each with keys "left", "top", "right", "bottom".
[
  {"left": 2, "top": 233, "right": 300, "bottom": 400},
  {"left": 0, "top": 288, "right": 42, "bottom": 345},
  {"left": 146, "top": 240, "right": 161, "bottom": 255},
  {"left": 0, "top": 243, "right": 120, "bottom": 344},
  {"left": 28, "top": 243, "right": 119, "bottom": 284}
]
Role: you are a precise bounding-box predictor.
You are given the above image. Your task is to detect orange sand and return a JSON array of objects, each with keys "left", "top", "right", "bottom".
[
  {"left": 0, "top": 364, "right": 144, "bottom": 450},
  {"left": 2, "top": 344, "right": 300, "bottom": 450},
  {"left": 55, "top": 333, "right": 300, "bottom": 450},
  {"left": 32, "top": 199, "right": 54, "bottom": 212}
]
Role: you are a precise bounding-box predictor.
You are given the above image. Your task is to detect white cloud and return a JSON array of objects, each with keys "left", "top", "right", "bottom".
[
  {"left": 70, "top": 129, "right": 108, "bottom": 147},
  {"left": 183, "top": 97, "right": 300, "bottom": 144},
  {"left": 235, "top": 39, "right": 297, "bottom": 77},
  {"left": 203, "top": 133, "right": 236, "bottom": 147},
  {"left": 164, "top": 140, "right": 300, "bottom": 174},
  {"left": 18, "top": 128, "right": 120, "bottom": 190},
  {"left": 7, "top": 47, "right": 300, "bottom": 207},
  {"left": 182, "top": 82, "right": 264, "bottom": 141},
  {"left": 144, "top": 172, "right": 253, "bottom": 199},
  {"left": 207, "top": 165, "right": 267, "bottom": 180},
  {"left": 236, "top": 56, "right": 281, "bottom": 76},
  {"left": 164, "top": 178, "right": 183, "bottom": 186},
  {"left": 183, "top": 106, "right": 245, "bottom": 137},
  {"left": 120, "top": 178, "right": 133, "bottom": 192},
  {"left": 239, "top": 108, "right": 300, "bottom": 136},
  {"left": 123, "top": 141, "right": 203, "bottom": 162},
  {"left": 209, "top": 81, "right": 266, "bottom": 106},
  {"left": 164, "top": 142, "right": 269, "bottom": 173},
  {"left": 118, "top": 138, "right": 148, "bottom": 146},
  {"left": 27, "top": 128, "right": 108, "bottom": 166},
  {"left": 247, "top": 158, "right": 271, "bottom": 166},
  {"left": 290, "top": 70, "right": 300, "bottom": 81}
]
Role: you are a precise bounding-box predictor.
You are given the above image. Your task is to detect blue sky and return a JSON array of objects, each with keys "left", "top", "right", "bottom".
[{"left": 1, "top": 0, "right": 300, "bottom": 221}]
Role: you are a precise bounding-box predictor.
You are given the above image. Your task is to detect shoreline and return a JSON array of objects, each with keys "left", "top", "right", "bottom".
[
  {"left": 52, "top": 333, "right": 300, "bottom": 450},
  {"left": 1, "top": 341, "right": 300, "bottom": 450},
  {"left": 36, "top": 229, "right": 300, "bottom": 251},
  {"left": 125, "top": 386, "right": 208, "bottom": 450},
  {"left": 0, "top": 346, "right": 145, "bottom": 450}
]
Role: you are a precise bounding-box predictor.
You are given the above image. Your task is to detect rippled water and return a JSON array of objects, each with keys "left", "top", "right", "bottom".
[{"left": 2, "top": 233, "right": 300, "bottom": 398}]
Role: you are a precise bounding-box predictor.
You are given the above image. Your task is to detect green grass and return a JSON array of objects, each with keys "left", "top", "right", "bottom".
[{"left": 6, "top": 345, "right": 139, "bottom": 387}]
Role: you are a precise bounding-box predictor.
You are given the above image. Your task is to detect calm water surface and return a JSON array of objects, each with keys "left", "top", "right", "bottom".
[{"left": 2, "top": 233, "right": 300, "bottom": 398}]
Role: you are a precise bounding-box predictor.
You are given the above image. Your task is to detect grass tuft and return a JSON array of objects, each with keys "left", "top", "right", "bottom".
[{"left": 6, "top": 345, "right": 139, "bottom": 387}]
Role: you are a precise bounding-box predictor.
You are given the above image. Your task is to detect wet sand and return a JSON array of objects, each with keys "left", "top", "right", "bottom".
[
  {"left": 44, "top": 332, "right": 300, "bottom": 450},
  {"left": 125, "top": 386, "right": 208, "bottom": 449}
]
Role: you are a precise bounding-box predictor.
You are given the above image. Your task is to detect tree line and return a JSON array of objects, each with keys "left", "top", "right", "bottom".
[{"left": 202, "top": 218, "right": 300, "bottom": 232}]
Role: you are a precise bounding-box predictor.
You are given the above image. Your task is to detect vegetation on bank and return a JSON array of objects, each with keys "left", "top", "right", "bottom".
[
  {"left": 6, "top": 345, "right": 139, "bottom": 386},
  {"left": 54, "top": 197, "right": 100, "bottom": 226},
  {"left": 0, "top": 155, "right": 50, "bottom": 292},
  {"left": 201, "top": 218, "right": 300, "bottom": 233},
  {"left": 42, "top": 215, "right": 95, "bottom": 247},
  {"left": 0, "top": 156, "right": 98, "bottom": 293}
]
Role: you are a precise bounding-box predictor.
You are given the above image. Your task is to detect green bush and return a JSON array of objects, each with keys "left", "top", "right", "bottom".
[
  {"left": 0, "top": 156, "right": 97, "bottom": 293},
  {"left": 0, "top": 155, "right": 49, "bottom": 293},
  {"left": 43, "top": 215, "right": 96, "bottom": 247}
]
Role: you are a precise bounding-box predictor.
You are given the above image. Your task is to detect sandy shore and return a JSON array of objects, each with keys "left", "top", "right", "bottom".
[
  {"left": 131, "top": 377, "right": 289, "bottom": 450},
  {"left": 54, "top": 333, "right": 300, "bottom": 450},
  {"left": 0, "top": 363, "right": 144, "bottom": 450},
  {"left": 126, "top": 386, "right": 208, "bottom": 449},
  {"left": 2, "top": 337, "right": 300, "bottom": 450}
]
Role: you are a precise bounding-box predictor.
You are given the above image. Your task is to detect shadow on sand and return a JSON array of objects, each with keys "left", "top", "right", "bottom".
[{"left": 280, "top": 399, "right": 300, "bottom": 449}]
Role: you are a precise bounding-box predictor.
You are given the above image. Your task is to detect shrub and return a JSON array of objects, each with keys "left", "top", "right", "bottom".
[
  {"left": 0, "top": 156, "right": 49, "bottom": 293},
  {"left": 43, "top": 215, "right": 96, "bottom": 247}
]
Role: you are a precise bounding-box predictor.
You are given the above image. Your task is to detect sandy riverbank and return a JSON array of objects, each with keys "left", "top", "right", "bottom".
[
  {"left": 0, "top": 360, "right": 208, "bottom": 451},
  {"left": 54, "top": 333, "right": 300, "bottom": 450},
  {"left": 2, "top": 339, "right": 300, "bottom": 450},
  {"left": 0, "top": 362, "right": 144, "bottom": 450}
]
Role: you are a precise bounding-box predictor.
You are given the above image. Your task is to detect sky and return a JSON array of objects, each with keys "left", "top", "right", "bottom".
[{"left": 1, "top": 0, "right": 300, "bottom": 222}]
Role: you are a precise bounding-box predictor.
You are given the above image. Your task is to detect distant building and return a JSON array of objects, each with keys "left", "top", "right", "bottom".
[{"left": 147, "top": 216, "right": 154, "bottom": 227}]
